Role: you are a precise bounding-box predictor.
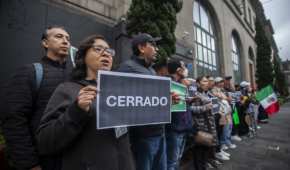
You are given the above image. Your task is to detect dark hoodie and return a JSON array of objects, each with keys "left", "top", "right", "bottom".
[{"left": 36, "top": 80, "right": 135, "bottom": 170}]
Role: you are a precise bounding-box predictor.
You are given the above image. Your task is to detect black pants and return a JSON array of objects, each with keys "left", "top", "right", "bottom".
[
  {"left": 238, "top": 105, "right": 249, "bottom": 136},
  {"left": 214, "top": 114, "right": 223, "bottom": 152},
  {"left": 192, "top": 145, "right": 211, "bottom": 170}
]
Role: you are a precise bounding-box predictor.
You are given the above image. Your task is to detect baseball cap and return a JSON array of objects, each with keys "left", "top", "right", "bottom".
[
  {"left": 132, "top": 33, "right": 161, "bottom": 47},
  {"left": 240, "top": 81, "right": 250, "bottom": 88},
  {"left": 224, "top": 76, "right": 232, "bottom": 80},
  {"left": 214, "top": 77, "right": 224, "bottom": 83}
]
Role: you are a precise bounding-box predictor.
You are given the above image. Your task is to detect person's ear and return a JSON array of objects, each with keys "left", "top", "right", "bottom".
[
  {"left": 42, "top": 39, "right": 48, "bottom": 49},
  {"left": 138, "top": 44, "right": 146, "bottom": 54}
]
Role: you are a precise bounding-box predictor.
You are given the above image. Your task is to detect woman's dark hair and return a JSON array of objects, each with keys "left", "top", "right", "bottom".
[{"left": 71, "top": 34, "right": 106, "bottom": 81}]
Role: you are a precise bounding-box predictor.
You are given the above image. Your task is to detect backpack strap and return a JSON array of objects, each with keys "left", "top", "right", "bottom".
[
  {"left": 33, "top": 63, "right": 43, "bottom": 91},
  {"left": 69, "top": 46, "right": 77, "bottom": 67}
]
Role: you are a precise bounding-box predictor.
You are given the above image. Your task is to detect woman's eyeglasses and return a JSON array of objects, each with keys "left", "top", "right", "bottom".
[{"left": 92, "top": 46, "right": 115, "bottom": 56}]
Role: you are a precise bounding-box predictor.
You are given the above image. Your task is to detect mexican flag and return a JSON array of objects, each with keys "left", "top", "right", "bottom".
[{"left": 256, "top": 85, "right": 279, "bottom": 115}]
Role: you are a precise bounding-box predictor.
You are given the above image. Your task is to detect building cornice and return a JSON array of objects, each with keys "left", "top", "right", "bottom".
[{"left": 223, "top": 0, "right": 255, "bottom": 41}]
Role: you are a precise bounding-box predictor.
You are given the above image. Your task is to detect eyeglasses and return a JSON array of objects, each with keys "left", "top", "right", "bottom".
[{"left": 92, "top": 46, "right": 115, "bottom": 56}]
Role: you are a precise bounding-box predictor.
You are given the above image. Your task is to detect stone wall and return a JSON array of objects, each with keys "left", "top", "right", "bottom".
[
  {"left": 57, "top": 0, "right": 257, "bottom": 81},
  {"left": 175, "top": 0, "right": 257, "bottom": 81},
  {"left": 63, "top": 0, "right": 131, "bottom": 23}
]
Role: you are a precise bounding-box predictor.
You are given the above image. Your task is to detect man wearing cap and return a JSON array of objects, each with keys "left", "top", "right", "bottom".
[
  {"left": 214, "top": 77, "right": 236, "bottom": 150},
  {"left": 224, "top": 76, "right": 242, "bottom": 142},
  {"left": 224, "top": 76, "right": 235, "bottom": 92},
  {"left": 239, "top": 81, "right": 256, "bottom": 137},
  {"left": 118, "top": 33, "right": 167, "bottom": 170}
]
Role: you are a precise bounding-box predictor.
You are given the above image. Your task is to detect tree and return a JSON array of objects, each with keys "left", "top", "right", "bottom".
[
  {"left": 273, "top": 56, "right": 288, "bottom": 96},
  {"left": 255, "top": 20, "right": 273, "bottom": 89},
  {"left": 126, "top": 0, "right": 183, "bottom": 63}
]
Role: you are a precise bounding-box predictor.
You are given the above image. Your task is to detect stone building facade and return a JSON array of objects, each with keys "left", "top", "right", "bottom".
[
  {"left": 62, "top": 0, "right": 258, "bottom": 84},
  {"left": 62, "top": 0, "right": 256, "bottom": 82},
  {"left": 1, "top": 0, "right": 271, "bottom": 85}
]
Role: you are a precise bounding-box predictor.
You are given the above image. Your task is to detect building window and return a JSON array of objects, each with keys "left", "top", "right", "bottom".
[
  {"left": 248, "top": 7, "right": 252, "bottom": 26},
  {"left": 231, "top": 35, "right": 242, "bottom": 83},
  {"left": 253, "top": 16, "right": 256, "bottom": 29},
  {"left": 193, "top": 0, "right": 218, "bottom": 76}
]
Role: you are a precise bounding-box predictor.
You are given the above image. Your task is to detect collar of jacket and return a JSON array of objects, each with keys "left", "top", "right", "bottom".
[
  {"left": 77, "top": 79, "right": 97, "bottom": 87},
  {"left": 42, "top": 56, "right": 67, "bottom": 68},
  {"left": 133, "top": 55, "right": 153, "bottom": 68}
]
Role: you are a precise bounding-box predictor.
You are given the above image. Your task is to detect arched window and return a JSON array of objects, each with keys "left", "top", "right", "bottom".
[
  {"left": 248, "top": 47, "right": 255, "bottom": 61},
  {"left": 231, "top": 34, "right": 242, "bottom": 83},
  {"left": 193, "top": 0, "right": 218, "bottom": 76},
  {"left": 248, "top": 47, "right": 255, "bottom": 85}
]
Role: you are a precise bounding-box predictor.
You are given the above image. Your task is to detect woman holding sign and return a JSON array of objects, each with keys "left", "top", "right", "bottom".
[{"left": 36, "top": 35, "right": 135, "bottom": 170}]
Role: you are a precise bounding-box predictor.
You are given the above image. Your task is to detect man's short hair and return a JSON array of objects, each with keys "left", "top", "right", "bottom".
[
  {"left": 41, "top": 25, "right": 67, "bottom": 40},
  {"left": 167, "top": 59, "right": 183, "bottom": 74}
]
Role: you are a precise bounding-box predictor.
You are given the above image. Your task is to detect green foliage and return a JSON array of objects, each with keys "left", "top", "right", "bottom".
[
  {"left": 0, "top": 128, "right": 5, "bottom": 145},
  {"left": 273, "top": 56, "right": 289, "bottom": 96},
  {"left": 278, "top": 96, "right": 287, "bottom": 105},
  {"left": 126, "top": 0, "right": 183, "bottom": 63},
  {"left": 255, "top": 20, "right": 274, "bottom": 89}
]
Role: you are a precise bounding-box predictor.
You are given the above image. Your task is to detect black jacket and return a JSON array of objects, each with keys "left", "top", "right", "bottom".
[
  {"left": 1, "top": 57, "right": 72, "bottom": 170},
  {"left": 117, "top": 57, "right": 164, "bottom": 138},
  {"left": 36, "top": 80, "right": 135, "bottom": 170}
]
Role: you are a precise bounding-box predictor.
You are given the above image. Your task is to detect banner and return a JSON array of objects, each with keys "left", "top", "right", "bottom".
[
  {"left": 97, "top": 71, "right": 171, "bottom": 129},
  {"left": 171, "top": 81, "right": 187, "bottom": 112},
  {"left": 255, "top": 85, "right": 279, "bottom": 115}
]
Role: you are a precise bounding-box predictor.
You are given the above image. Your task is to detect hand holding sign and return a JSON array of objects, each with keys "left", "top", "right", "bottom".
[
  {"left": 171, "top": 82, "right": 187, "bottom": 112},
  {"left": 77, "top": 85, "right": 98, "bottom": 112},
  {"left": 171, "top": 91, "right": 180, "bottom": 105}
]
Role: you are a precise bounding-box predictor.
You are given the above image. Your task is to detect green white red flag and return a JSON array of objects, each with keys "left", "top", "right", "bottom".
[{"left": 255, "top": 85, "right": 279, "bottom": 115}]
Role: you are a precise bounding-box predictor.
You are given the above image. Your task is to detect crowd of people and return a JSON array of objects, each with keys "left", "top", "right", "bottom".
[{"left": 0, "top": 26, "right": 270, "bottom": 170}]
